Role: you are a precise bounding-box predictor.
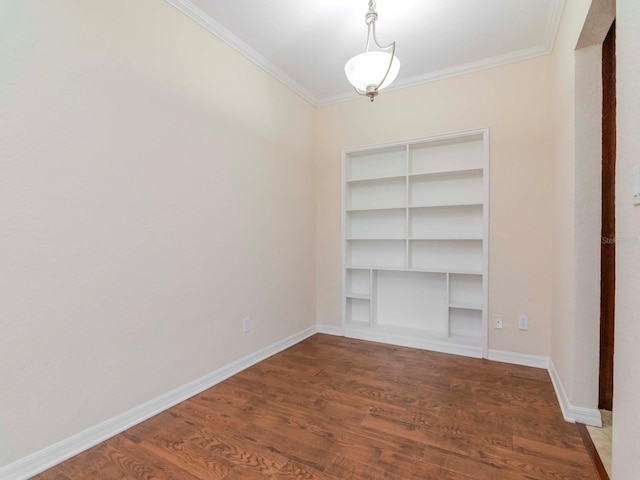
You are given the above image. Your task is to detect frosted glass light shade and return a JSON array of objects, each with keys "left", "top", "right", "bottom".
[{"left": 345, "top": 51, "right": 400, "bottom": 92}]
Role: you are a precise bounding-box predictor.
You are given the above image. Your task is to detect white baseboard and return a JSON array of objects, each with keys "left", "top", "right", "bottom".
[
  {"left": 329, "top": 331, "right": 601, "bottom": 428},
  {"left": 316, "top": 324, "right": 344, "bottom": 336},
  {"left": 0, "top": 326, "right": 318, "bottom": 480},
  {"left": 310, "top": 330, "right": 604, "bottom": 429},
  {"left": 343, "top": 327, "right": 483, "bottom": 359},
  {"left": 548, "top": 360, "right": 602, "bottom": 427},
  {"left": 0, "top": 325, "right": 602, "bottom": 479},
  {"left": 488, "top": 349, "right": 550, "bottom": 369}
]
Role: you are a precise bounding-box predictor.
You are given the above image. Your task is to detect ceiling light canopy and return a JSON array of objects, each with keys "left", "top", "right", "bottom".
[{"left": 345, "top": 0, "right": 400, "bottom": 102}]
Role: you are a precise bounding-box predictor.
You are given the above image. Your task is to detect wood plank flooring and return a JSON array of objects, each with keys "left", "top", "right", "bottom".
[{"left": 33, "top": 334, "right": 599, "bottom": 479}]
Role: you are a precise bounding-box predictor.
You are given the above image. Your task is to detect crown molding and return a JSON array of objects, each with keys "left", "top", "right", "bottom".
[
  {"left": 166, "top": 0, "right": 566, "bottom": 107},
  {"left": 164, "top": 0, "right": 318, "bottom": 105},
  {"left": 318, "top": 44, "right": 551, "bottom": 106},
  {"left": 321, "top": 0, "right": 566, "bottom": 105},
  {"left": 545, "top": 0, "right": 566, "bottom": 52}
]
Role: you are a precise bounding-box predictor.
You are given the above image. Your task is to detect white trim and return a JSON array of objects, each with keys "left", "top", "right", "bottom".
[
  {"left": 544, "top": 0, "right": 566, "bottom": 53},
  {"left": 321, "top": 0, "right": 566, "bottom": 106},
  {"left": 341, "top": 148, "right": 348, "bottom": 339},
  {"left": 163, "top": 0, "right": 317, "bottom": 105},
  {"left": 320, "top": 46, "right": 550, "bottom": 106},
  {"left": 488, "top": 349, "right": 550, "bottom": 369},
  {"left": 165, "top": 0, "right": 565, "bottom": 107},
  {"left": 316, "top": 324, "right": 344, "bottom": 336},
  {"left": 343, "top": 328, "right": 483, "bottom": 359},
  {"left": 323, "top": 326, "right": 603, "bottom": 429},
  {"left": 342, "top": 128, "right": 487, "bottom": 155},
  {"left": 0, "top": 326, "right": 601, "bottom": 479},
  {"left": 0, "top": 326, "right": 318, "bottom": 480},
  {"left": 481, "top": 129, "right": 490, "bottom": 359},
  {"left": 548, "top": 359, "right": 573, "bottom": 423},
  {"left": 548, "top": 360, "right": 602, "bottom": 427}
]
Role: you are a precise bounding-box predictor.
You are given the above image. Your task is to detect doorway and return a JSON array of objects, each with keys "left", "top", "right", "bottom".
[{"left": 599, "top": 20, "right": 615, "bottom": 412}]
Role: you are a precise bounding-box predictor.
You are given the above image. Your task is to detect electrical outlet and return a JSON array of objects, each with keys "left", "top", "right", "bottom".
[
  {"left": 493, "top": 314, "right": 503, "bottom": 329},
  {"left": 242, "top": 317, "right": 251, "bottom": 334},
  {"left": 518, "top": 314, "right": 528, "bottom": 331}
]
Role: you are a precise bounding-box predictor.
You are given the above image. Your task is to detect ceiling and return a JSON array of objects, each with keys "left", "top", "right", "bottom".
[{"left": 166, "top": 0, "right": 565, "bottom": 105}]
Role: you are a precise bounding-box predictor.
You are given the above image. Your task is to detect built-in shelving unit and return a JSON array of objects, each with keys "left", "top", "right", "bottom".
[{"left": 342, "top": 129, "right": 489, "bottom": 358}]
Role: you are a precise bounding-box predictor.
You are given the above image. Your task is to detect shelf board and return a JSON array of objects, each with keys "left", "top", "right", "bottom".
[
  {"left": 347, "top": 203, "right": 483, "bottom": 211},
  {"left": 408, "top": 167, "right": 483, "bottom": 178},
  {"left": 346, "top": 168, "right": 483, "bottom": 184},
  {"left": 347, "top": 237, "right": 407, "bottom": 241},
  {"left": 409, "top": 236, "right": 483, "bottom": 241},
  {"left": 346, "top": 206, "right": 407, "bottom": 212},
  {"left": 449, "top": 302, "right": 483, "bottom": 311},
  {"left": 345, "top": 265, "right": 482, "bottom": 275},
  {"left": 408, "top": 267, "right": 483, "bottom": 275},
  {"left": 346, "top": 265, "right": 407, "bottom": 271},
  {"left": 346, "top": 293, "right": 371, "bottom": 300},
  {"left": 347, "top": 237, "right": 482, "bottom": 241},
  {"left": 408, "top": 202, "right": 483, "bottom": 209},
  {"left": 346, "top": 174, "right": 406, "bottom": 184}
]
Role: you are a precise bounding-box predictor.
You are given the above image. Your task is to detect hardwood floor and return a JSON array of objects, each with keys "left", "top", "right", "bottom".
[{"left": 34, "top": 335, "right": 599, "bottom": 479}]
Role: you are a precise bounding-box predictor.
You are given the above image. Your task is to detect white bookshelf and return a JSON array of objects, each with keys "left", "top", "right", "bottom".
[{"left": 342, "top": 129, "right": 489, "bottom": 358}]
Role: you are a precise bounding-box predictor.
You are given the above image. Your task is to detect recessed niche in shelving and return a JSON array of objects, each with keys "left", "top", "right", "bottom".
[
  {"left": 346, "top": 269, "right": 370, "bottom": 298},
  {"left": 347, "top": 239, "right": 406, "bottom": 269},
  {"left": 346, "top": 146, "right": 406, "bottom": 181},
  {"left": 449, "top": 307, "right": 483, "bottom": 338},
  {"left": 409, "top": 170, "right": 483, "bottom": 207},
  {"left": 347, "top": 208, "right": 406, "bottom": 239},
  {"left": 410, "top": 204, "right": 483, "bottom": 239},
  {"left": 409, "top": 239, "right": 483, "bottom": 272},
  {"left": 346, "top": 297, "right": 371, "bottom": 325},
  {"left": 375, "top": 270, "right": 448, "bottom": 334},
  {"left": 450, "top": 273, "right": 483, "bottom": 307},
  {"left": 410, "top": 134, "right": 483, "bottom": 174},
  {"left": 347, "top": 176, "right": 406, "bottom": 210}
]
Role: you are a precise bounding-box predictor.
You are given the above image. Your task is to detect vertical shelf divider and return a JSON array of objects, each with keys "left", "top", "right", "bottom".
[
  {"left": 405, "top": 144, "right": 411, "bottom": 269},
  {"left": 481, "top": 129, "right": 490, "bottom": 358},
  {"left": 446, "top": 272, "right": 451, "bottom": 336},
  {"left": 370, "top": 269, "right": 377, "bottom": 327}
]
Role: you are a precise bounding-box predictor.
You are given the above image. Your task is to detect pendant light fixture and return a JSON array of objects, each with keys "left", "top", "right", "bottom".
[{"left": 345, "top": 0, "right": 400, "bottom": 102}]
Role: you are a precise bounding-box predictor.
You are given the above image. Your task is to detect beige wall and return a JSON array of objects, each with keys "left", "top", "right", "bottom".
[
  {"left": 315, "top": 57, "right": 556, "bottom": 356},
  {"left": 0, "top": 0, "right": 315, "bottom": 466},
  {"left": 613, "top": 0, "right": 640, "bottom": 477},
  {"left": 5, "top": 0, "right": 639, "bottom": 474}
]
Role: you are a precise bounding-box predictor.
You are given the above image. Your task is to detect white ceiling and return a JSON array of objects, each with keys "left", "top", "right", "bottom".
[{"left": 166, "top": 0, "right": 565, "bottom": 105}]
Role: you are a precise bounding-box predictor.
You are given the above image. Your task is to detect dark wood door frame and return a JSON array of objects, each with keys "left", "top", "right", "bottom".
[{"left": 599, "top": 20, "right": 616, "bottom": 411}]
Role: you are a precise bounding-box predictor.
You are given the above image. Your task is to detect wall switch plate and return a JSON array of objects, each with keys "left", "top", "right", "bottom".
[
  {"left": 493, "top": 314, "right": 503, "bottom": 329},
  {"left": 242, "top": 317, "right": 251, "bottom": 334},
  {"left": 633, "top": 165, "right": 640, "bottom": 205},
  {"left": 518, "top": 314, "right": 529, "bottom": 331}
]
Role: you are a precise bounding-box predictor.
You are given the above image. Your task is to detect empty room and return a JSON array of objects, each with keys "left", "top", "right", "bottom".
[{"left": 1, "top": 1, "right": 639, "bottom": 479}]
